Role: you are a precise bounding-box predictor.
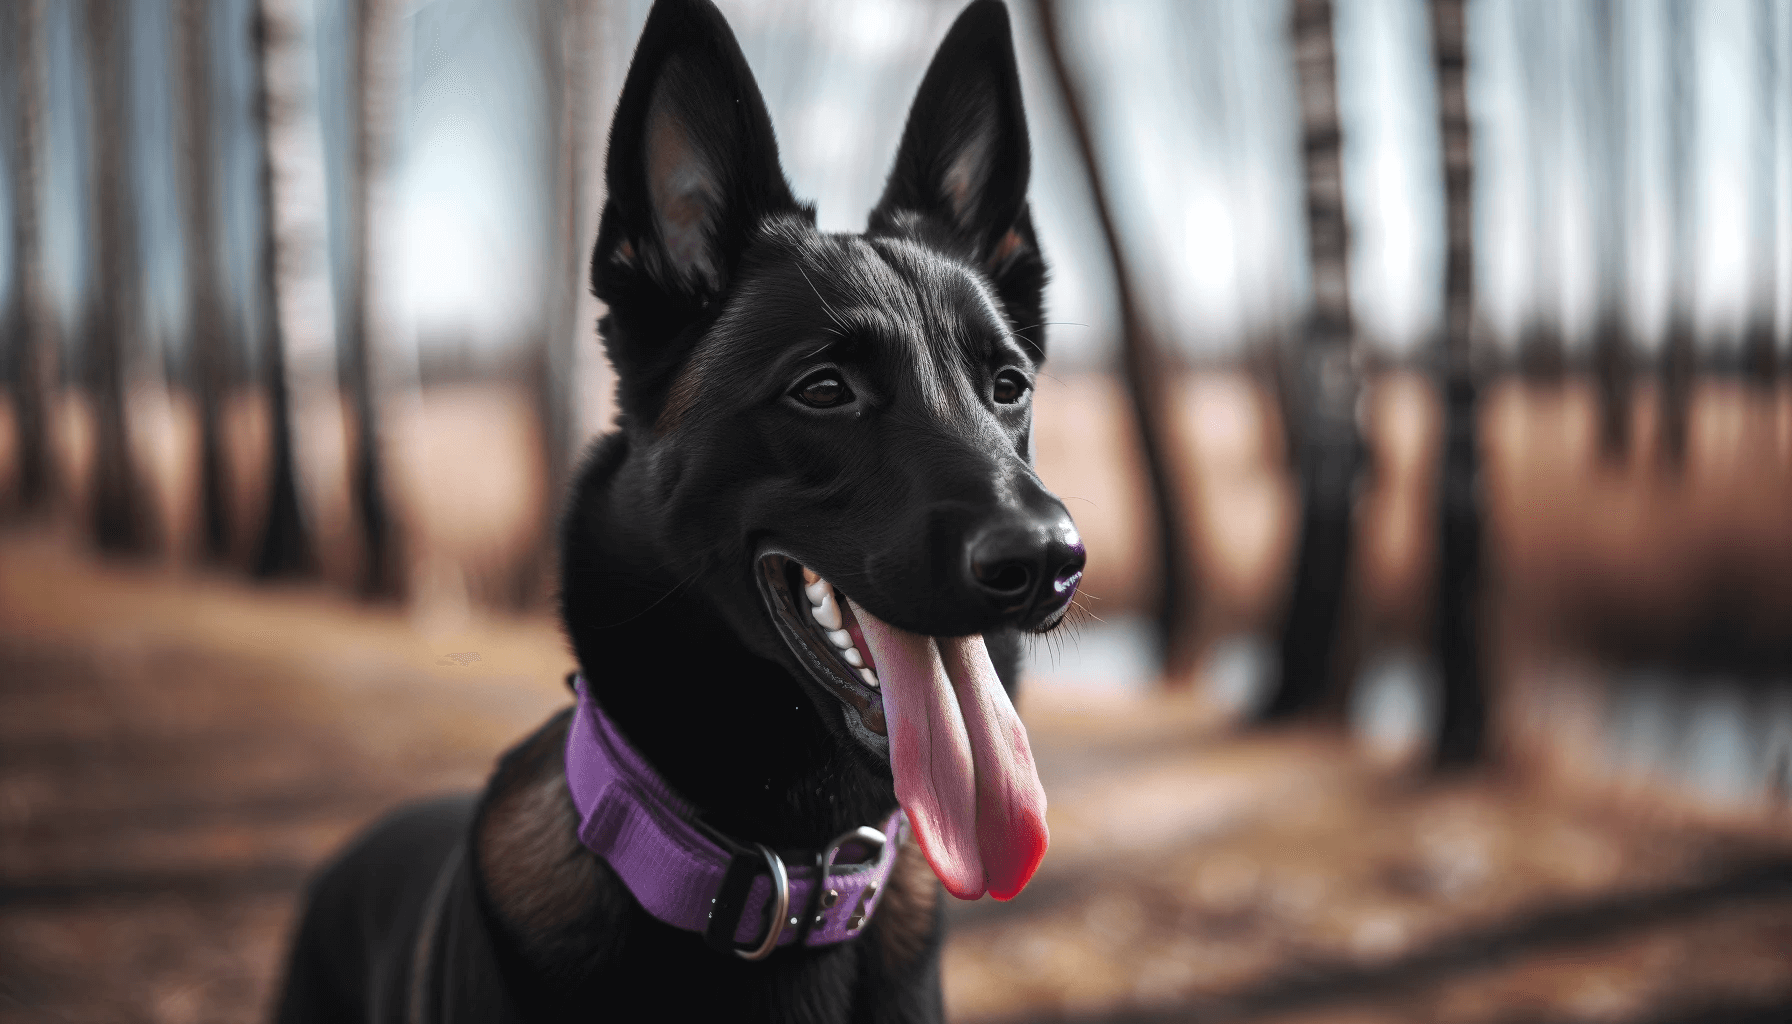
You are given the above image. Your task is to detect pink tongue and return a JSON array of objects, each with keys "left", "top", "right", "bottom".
[{"left": 850, "top": 601, "right": 1049, "bottom": 901}]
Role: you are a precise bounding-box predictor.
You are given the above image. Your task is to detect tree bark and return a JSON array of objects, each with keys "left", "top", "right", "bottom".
[
  {"left": 1429, "top": 0, "right": 1485, "bottom": 767},
  {"left": 1659, "top": 0, "right": 1696, "bottom": 467},
  {"left": 337, "top": 0, "right": 400, "bottom": 597},
  {"left": 1261, "top": 0, "right": 1362, "bottom": 722},
  {"left": 1034, "top": 0, "right": 1197, "bottom": 681},
  {"left": 1515, "top": 0, "right": 1564, "bottom": 380},
  {"left": 250, "top": 0, "right": 312, "bottom": 579},
  {"left": 1590, "top": 0, "right": 1632, "bottom": 460},
  {"left": 1744, "top": 0, "right": 1778, "bottom": 385},
  {"left": 507, "top": 0, "right": 590, "bottom": 609},
  {"left": 83, "top": 0, "right": 155, "bottom": 553},
  {"left": 178, "top": 0, "right": 233, "bottom": 561},
  {"left": 542, "top": 0, "right": 584, "bottom": 514},
  {"left": 3, "top": 0, "right": 54, "bottom": 513}
]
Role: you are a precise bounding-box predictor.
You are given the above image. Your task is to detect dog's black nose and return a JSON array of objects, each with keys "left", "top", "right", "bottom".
[{"left": 967, "top": 514, "right": 1085, "bottom": 622}]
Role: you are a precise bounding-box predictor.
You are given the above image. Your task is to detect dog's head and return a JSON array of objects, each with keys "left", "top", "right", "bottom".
[{"left": 586, "top": 0, "right": 1081, "bottom": 900}]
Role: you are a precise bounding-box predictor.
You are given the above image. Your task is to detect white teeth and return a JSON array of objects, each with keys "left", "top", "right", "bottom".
[
  {"left": 811, "top": 592, "right": 843, "bottom": 630},
  {"left": 801, "top": 574, "right": 876, "bottom": 688}
]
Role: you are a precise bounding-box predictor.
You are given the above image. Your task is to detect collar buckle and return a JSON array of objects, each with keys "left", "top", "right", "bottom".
[
  {"left": 705, "top": 843, "right": 790, "bottom": 961},
  {"left": 795, "top": 825, "right": 887, "bottom": 946}
]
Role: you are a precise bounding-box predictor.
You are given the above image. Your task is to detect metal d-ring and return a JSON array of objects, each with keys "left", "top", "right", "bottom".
[
  {"left": 736, "top": 843, "right": 790, "bottom": 961},
  {"left": 822, "top": 826, "right": 887, "bottom": 879},
  {"left": 795, "top": 825, "right": 888, "bottom": 946}
]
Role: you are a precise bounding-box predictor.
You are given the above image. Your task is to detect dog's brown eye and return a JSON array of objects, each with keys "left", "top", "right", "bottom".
[
  {"left": 795, "top": 373, "right": 852, "bottom": 408},
  {"left": 993, "top": 370, "right": 1030, "bottom": 405}
]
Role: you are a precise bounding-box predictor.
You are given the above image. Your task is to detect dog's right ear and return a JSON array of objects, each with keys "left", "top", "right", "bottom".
[{"left": 590, "top": 0, "right": 802, "bottom": 423}]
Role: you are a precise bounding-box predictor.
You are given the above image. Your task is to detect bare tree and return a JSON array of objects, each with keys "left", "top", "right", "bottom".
[
  {"left": 337, "top": 0, "right": 400, "bottom": 596},
  {"left": 1659, "top": 0, "right": 1696, "bottom": 466},
  {"left": 1590, "top": 0, "right": 1632, "bottom": 460},
  {"left": 1744, "top": 0, "right": 1779, "bottom": 384},
  {"left": 1517, "top": 0, "right": 1565, "bottom": 379},
  {"left": 83, "top": 0, "right": 155, "bottom": 553},
  {"left": 250, "top": 0, "right": 311, "bottom": 578},
  {"left": 509, "top": 0, "right": 592, "bottom": 608},
  {"left": 544, "top": 0, "right": 590, "bottom": 516},
  {"left": 1261, "top": 0, "right": 1362, "bottom": 721},
  {"left": 3, "top": 0, "right": 53, "bottom": 513},
  {"left": 1429, "top": 0, "right": 1485, "bottom": 767},
  {"left": 1035, "top": 0, "right": 1198, "bottom": 680},
  {"left": 178, "top": 0, "right": 233, "bottom": 560}
]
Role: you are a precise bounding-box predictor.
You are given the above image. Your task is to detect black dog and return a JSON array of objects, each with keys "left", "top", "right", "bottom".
[{"left": 273, "top": 1, "right": 1082, "bottom": 1020}]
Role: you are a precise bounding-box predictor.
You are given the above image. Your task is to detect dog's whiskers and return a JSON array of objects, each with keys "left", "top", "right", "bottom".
[
  {"left": 1067, "top": 593, "right": 1105, "bottom": 624},
  {"left": 1012, "top": 321, "right": 1088, "bottom": 336}
]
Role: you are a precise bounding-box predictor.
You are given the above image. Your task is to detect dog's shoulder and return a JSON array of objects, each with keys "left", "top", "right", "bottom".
[{"left": 470, "top": 708, "right": 634, "bottom": 977}]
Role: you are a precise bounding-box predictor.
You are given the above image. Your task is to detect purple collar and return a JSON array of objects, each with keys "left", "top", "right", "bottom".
[{"left": 563, "top": 675, "right": 904, "bottom": 960}]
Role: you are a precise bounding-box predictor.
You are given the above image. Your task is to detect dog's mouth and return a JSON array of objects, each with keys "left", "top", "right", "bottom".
[
  {"left": 755, "top": 552, "right": 1049, "bottom": 902},
  {"left": 757, "top": 554, "right": 889, "bottom": 743}
]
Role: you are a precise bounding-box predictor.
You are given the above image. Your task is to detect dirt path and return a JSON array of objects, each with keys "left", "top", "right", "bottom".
[{"left": 2, "top": 535, "right": 1790, "bottom": 1023}]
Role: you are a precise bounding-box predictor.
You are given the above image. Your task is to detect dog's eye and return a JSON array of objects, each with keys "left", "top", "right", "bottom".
[
  {"left": 794, "top": 373, "right": 852, "bottom": 409},
  {"left": 993, "top": 369, "right": 1031, "bottom": 405}
]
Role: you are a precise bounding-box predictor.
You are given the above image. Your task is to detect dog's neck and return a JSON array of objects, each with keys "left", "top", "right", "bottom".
[{"left": 559, "top": 432, "right": 896, "bottom": 852}]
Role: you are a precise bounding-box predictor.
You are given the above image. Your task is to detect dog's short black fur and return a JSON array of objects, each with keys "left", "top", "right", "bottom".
[{"left": 273, "top": 1, "right": 1080, "bottom": 1021}]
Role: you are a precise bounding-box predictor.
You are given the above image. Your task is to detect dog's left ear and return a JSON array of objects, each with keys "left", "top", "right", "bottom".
[{"left": 871, "top": 0, "right": 1046, "bottom": 360}]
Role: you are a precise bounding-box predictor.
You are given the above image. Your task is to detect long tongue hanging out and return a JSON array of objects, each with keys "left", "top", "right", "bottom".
[{"left": 849, "top": 600, "right": 1049, "bottom": 900}]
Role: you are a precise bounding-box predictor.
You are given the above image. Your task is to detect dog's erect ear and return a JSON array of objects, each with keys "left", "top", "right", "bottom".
[
  {"left": 596, "top": 0, "right": 797, "bottom": 297},
  {"left": 871, "top": 0, "right": 1046, "bottom": 359},
  {"left": 591, "top": 0, "right": 803, "bottom": 419},
  {"left": 874, "top": 0, "right": 1029, "bottom": 252}
]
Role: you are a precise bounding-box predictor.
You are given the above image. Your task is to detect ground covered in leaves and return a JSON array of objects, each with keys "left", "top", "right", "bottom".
[{"left": 2, "top": 535, "right": 1790, "bottom": 1024}]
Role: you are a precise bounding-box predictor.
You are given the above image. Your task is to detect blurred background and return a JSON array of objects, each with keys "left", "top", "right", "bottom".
[{"left": 3, "top": 0, "right": 1792, "bottom": 1020}]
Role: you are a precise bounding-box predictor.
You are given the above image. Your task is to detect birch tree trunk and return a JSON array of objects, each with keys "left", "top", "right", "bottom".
[
  {"left": 179, "top": 0, "right": 233, "bottom": 560},
  {"left": 83, "top": 0, "right": 155, "bottom": 553},
  {"left": 250, "top": 0, "right": 312, "bottom": 578},
  {"left": 3, "top": 0, "right": 53, "bottom": 513},
  {"left": 339, "top": 0, "right": 401, "bottom": 597},
  {"left": 1744, "top": 0, "right": 1779, "bottom": 384},
  {"left": 1659, "top": 0, "right": 1696, "bottom": 467},
  {"left": 1262, "top": 0, "right": 1362, "bottom": 721},
  {"left": 509, "top": 0, "right": 591, "bottom": 608},
  {"left": 1590, "top": 0, "right": 1632, "bottom": 460},
  {"left": 1517, "top": 0, "right": 1564, "bottom": 379},
  {"left": 1430, "top": 0, "right": 1485, "bottom": 766}
]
